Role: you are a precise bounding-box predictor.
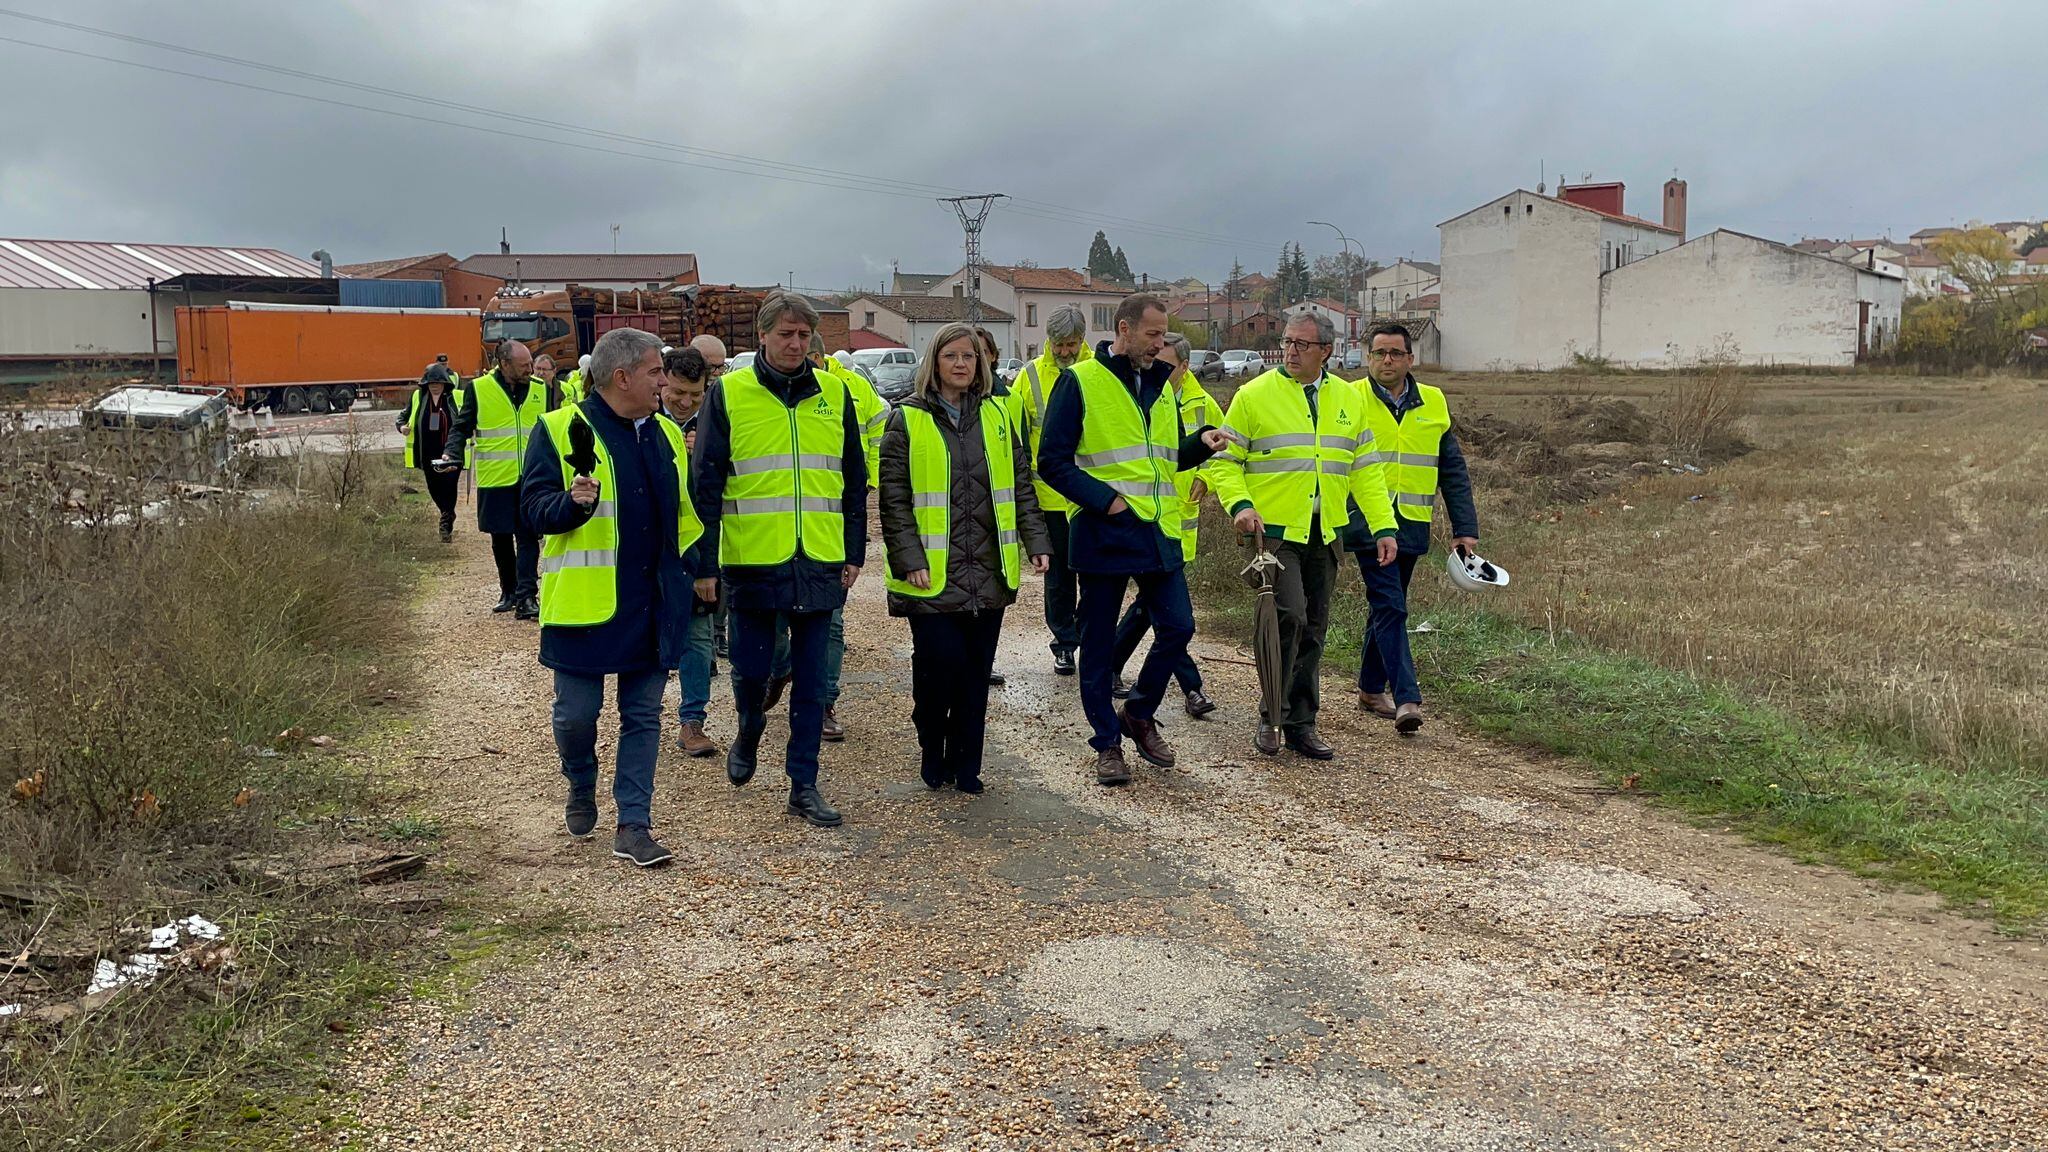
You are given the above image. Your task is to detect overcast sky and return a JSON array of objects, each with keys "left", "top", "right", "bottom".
[{"left": 2, "top": 1, "right": 2041, "bottom": 292}]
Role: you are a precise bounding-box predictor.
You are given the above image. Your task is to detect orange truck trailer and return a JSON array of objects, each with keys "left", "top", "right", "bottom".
[{"left": 175, "top": 302, "right": 485, "bottom": 414}]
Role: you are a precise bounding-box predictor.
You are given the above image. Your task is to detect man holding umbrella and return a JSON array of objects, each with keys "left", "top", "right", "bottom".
[{"left": 1209, "top": 312, "right": 1398, "bottom": 760}]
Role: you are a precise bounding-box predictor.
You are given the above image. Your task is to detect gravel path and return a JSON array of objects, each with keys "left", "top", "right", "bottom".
[{"left": 342, "top": 532, "right": 2045, "bottom": 1150}]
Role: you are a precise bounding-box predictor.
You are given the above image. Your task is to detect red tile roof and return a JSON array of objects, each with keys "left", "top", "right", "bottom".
[
  {"left": 981, "top": 265, "right": 1130, "bottom": 295},
  {"left": 1405, "top": 293, "right": 1440, "bottom": 310},
  {"left": 0, "top": 237, "right": 323, "bottom": 290},
  {"left": 843, "top": 328, "right": 905, "bottom": 350}
]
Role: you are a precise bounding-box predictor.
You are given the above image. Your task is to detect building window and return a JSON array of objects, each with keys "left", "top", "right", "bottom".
[
  {"left": 1026, "top": 303, "right": 1038, "bottom": 326},
  {"left": 1027, "top": 343, "right": 1039, "bottom": 358},
  {"left": 1092, "top": 304, "right": 1111, "bottom": 329},
  {"left": 864, "top": 310, "right": 875, "bottom": 327}
]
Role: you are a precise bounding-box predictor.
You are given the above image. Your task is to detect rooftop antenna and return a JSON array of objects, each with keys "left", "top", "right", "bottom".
[
  {"left": 938, "top": 193, "right": 1007, "bottom": 323},
  {"left": 1537, "top": 159, "right": 1546, "bottom": 196},
  {"left": 610, "top": 224, "right": 620, "bottom": 254},
  {"left": 499, "top": 226, "right": 510, "bottom": 256}
]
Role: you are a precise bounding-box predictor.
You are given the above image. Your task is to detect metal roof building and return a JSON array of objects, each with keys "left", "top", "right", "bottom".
[{"left": 0, "top": 238, "right": 332, "bottom": 367}]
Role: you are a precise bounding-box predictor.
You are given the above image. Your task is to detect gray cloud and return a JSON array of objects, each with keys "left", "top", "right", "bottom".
[{"left": 1, "top": 0, "right": 2041, "bottom": 291}]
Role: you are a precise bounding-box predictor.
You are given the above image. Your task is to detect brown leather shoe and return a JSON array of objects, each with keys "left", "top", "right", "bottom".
[
  {"left": 762, "top": 674, "right": 792, "bottom": 711},
  {"left": 677, "top": 722, "right": 719, "bottom": 758},
  {"left": 1254, "top": 723, "right": 1282, "bottom": 756},
  {"left": 1359, "top": 690, "right": 1397, "bottom": 718},
  {"left": 1119, "top": 707, "right": 1176, "bottom": 768},
  {"left": 1395, "top": 702, "right": 1424, "bottom": 735},
  {"left": 1284, "top": 726, "right": 1336, "bottom": 760},
  {"left": 821, "top": 707, "right": 845, "bottom": 743},
  {"left": 1095, "top": 747, "right": 1131, "bottom": 786}
]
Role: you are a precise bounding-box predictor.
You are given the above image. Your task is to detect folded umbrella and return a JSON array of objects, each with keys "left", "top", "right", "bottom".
[
  {"left": 565, "top": 415, "right": 598, "bottom": 478},
  {"left": 1239, "top": 536, "right": 1287, "bottom": 731}
]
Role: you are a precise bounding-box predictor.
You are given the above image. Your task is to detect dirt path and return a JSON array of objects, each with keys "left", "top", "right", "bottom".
[{"left": 342, "top": 531, "right": 2044, "bottom": 1151}]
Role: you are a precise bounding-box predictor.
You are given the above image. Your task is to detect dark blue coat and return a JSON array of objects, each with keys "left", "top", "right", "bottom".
[
  {"left": 689, "top": 357, "right": 869, "bottom": 615},
  {"left": 520, "top": 392, "right": 701, "bottom": 675},
  {"left": 1036, "top": 341, "right": 1219, "bottom": 575}
]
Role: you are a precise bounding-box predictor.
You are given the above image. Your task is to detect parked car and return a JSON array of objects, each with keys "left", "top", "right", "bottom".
[
  {"left": 1187, "top": 349, "right": 1220, "bottom": 377},
  {"left": 849, "top": 347, "right": 916, "bottom": 373},
  {"left": 1342, "top": 347, "right": 1363, "bottom": 371},
  {"left": 994, "top": 357, "right": 1022, "bottom": 385},
  {"left": 1219, "top": 349, "right": 1266, "bottom": 378},
  {"left": 728, "top": 351, "right": 756, "bottom": 373},
  {"left": 869, "top": 362, "right": 917, "bottom": 401}
]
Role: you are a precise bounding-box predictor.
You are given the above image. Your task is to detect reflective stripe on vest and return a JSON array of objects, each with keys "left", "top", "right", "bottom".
[
  {"left": 1068, "top": 358, "right": 1182, "bottom": 540},
  {"left": 1360, "top": 380, "right": 1452, "bottom": 522},
  {"left": 535, "top": 406, "right": 704, "bottom": 627},
  {"left": 717, "top": 366, "right": 848, "bottom": 565},
  {"left": 886, "top": 398, "right": 1021, "bottom": 598},
  {"left": 1012, "top": 350, "right": 1089, "bottom": 515},
  {"left": 470, "top": 369, "right": 548, "bottom": 488},
  {"left": 1213, "top": 369, "right": 1370, "bottom": 544}
]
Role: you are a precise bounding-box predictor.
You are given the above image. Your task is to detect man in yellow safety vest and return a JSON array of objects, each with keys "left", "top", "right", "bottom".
[{"left": 437, "top": 339, "right": 547, "bottom": 618}]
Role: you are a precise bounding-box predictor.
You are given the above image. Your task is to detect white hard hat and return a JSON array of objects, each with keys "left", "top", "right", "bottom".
[
  {"left": 578, "top": 354, "right": 592, "bottom": 372},
  {"left": 1446, "top": 543, "right": 1510, "bottom": 592}
]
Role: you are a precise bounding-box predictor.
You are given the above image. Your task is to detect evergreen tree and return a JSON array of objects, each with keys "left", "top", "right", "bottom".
[
  {"left": 1086, "top": 231, "right": 1119, "bottom": 280},
  {"left": 1111, "top": 246, "right": 1134, "bottom": 284}
]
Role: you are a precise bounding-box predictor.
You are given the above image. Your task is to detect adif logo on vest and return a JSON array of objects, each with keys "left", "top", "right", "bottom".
[{"left": 814, "top": 396, "right": 832, "bottom": 414}]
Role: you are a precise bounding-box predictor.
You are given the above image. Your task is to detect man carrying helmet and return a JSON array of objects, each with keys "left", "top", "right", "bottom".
[{"left": 1342, "top": 322, "right": 1481, "bottom": 735}]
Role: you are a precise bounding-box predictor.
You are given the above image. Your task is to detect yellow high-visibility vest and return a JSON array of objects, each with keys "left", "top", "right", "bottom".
[
  {"left": 1007, "top": 345, "right": 1093, "bottom": 515},
  {"left": 532, "top": 406, "right": 703, "bottom": 626},
  {"left": 1360, "top": 378, "right": 1453, "bottom": 522},
  {"left": 1209, "top": 368, "right": 1394, "bottom": 544},
  {"left": 1068, "top": 358, "right": 1183, "bottom": 538},
  {"left": 469, "top": 369, "right": 548, "bottom": 488},
  {"left": 716, "top": 366, "right": 849, "bottom": 566},
  {"left": 886, "top": 398, "right": 1021, "bottom": 597}
]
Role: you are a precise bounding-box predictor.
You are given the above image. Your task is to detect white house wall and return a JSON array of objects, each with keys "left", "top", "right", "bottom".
[
  {"left": 1597, "top": 231, "right": 1864, "bottom": 367},
  {"left": 1440, "top": 192, "right": 1605, "bottom": 370},
  {"left": 0, "top": 287, "right": 164, "bottom": 359}
]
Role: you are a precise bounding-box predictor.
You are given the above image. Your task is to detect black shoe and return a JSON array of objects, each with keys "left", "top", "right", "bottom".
[
  {"left": 715, "top": 633, "right": 729, "bottom": 659},
  {"left": 987, "top": 671, "right": 1006, "bottom": 686},
  {"left": 921, "top": 759, "right": 951, "bottom": 791},
  {"left": 514, "top": 597, "right": 539, "bottom": 620},
  {"left": 612, "top": 824, "right": 674, "bottom": 867},
  {"left": 1284, "top": 726, "right": 1336, "bottom": 761},
  {"left": 762, "top": 674, "right": 792, "bottom": 711},
  {"left": 955, "top": 775, "right": 985, "bottom": 795},
  {"left": 1111, "top": 675, "right": 1132, "bottom": 700},
  {"left": 1183, "top": 690, "right": 1217, "bottom": 719},
  {"left": 1052, "top": 650, "right": 1076, "bottom": 676},
  {"left": 1254, "top": 723, "right": 1282, "bottom": 757},
  {"left": 727, "top": 726, "right": 761, "bottom": 786},
  {"left": 821, "top": 708, "right": 845, "bottom": 742},
  {"left": 787, "top": 786, "right": 843, "bottom": 828},
  {"left": 492, "top": 594, "right": 517, "bottom": 613},
  {"left": 439, "top": 526, "right": 454, "bottom": 543},
  {"left": 564, "top": 793, "right": 598, "bottom": 838}
]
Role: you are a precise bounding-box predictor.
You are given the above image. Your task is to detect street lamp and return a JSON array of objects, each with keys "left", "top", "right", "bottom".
[{"left": 1308, "top": 220, "right": 1364, "bottom": 340}]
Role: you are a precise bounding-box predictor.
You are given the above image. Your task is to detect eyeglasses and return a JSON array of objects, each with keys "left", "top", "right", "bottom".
[
  {"left": 1368, "top": 348, "right": 1412, "bottom": 358},
  {"left": 1279, "top": 338, "right": 1329, "bottom": 352}
]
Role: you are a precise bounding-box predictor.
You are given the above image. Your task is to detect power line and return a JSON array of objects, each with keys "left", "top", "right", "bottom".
[{"left": 0, "top": 8, "right": 1276, "bottom": 252}]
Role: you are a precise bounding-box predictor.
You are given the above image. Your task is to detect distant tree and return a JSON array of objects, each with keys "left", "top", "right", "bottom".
[
  {"left": 1111, "top": 246, "right": 1134, "bottom": 284},
  {"left": 2020, "top": 227, "right": 2048, "bottom": 256},
  {"left": 1309, "top": 252, "right": 1378, "bottom": 303},
  {"left": 1086, "top": 231, "right": 1120, "bottom": 281},
  {"left": 1226, "top": 258, "right": 1248, "bottom": 300},
  {"left": 1013, "top": 257, "right": 1040, "bottom": 268},
  {"left": 1932, "top": 228, "right": 2019, "bottom": 302},
  {"left": 1285, "top": 243, "right": 1313, "bottom": 302}
]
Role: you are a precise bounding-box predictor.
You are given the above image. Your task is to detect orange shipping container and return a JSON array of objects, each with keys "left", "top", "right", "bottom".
[{"left": 175, "top": 302, "right": 484, "bottom": 410}]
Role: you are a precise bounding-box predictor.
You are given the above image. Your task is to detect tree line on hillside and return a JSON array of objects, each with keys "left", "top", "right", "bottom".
[{"left": 1892, "top": 227, "right": 2048, "bottom": 371}]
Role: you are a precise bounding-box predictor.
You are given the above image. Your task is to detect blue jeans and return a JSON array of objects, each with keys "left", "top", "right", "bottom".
[
  {"left": 1077, "top": 569, "right": 1195, "bottom": 751},
  {"left": 1356, "top": 551, "right": 1422, "bottom": 705},
  {"left": 770, "top": 607, "right": 844, "bottom": 708},
  {"left": 732, "top": 607, "right": 831, "bottom": 787},
  {"left": 552, "top": 667, "right": 666, "bottom": 828},
  {"left": 676, "top": 609, "right": 716, "bottom": 726}
]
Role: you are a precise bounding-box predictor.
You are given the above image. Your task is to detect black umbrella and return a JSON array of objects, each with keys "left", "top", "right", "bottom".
[
  {"left": 565, "top": 416, "right": 599, "bottom": 478},
  {"left": 1239, "top": 536, "right": 1287, "bottom": 730}
]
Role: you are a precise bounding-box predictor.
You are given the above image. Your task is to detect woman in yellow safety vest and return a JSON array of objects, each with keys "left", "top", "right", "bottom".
[{"left": 876, "top": 323, "right": 1053, "bottom": 793}]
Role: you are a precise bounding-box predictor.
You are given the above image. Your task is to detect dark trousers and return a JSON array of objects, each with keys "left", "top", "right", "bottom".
[
  {"left": 1271, "top": 534, "right": 1339, "bottom": 732},
  {"left": 490, "top": 531, "right": 540, "bottom": 600},
  {"left": 421, "top": 466, "right": 459, "bottom": 534},
  {"left": 1041, "top": 510, "right": 1082, "bottom": 655},
  {"left": 907, "top": 610, "right": 1005, "bottom": 783},
  {"left": 551, "top": 667, "right": 665, "bottom": 828},
  {"left": 1357, "top": 551, "right": 1422, "bottom": 704},
  {"left": 1077, "top": 569, "right": 1194, "bottom": 751},
  {"left": 1111, "top": 600, "right": 1201, "bottom": 693},
  {"left": 729, "top": 606, "right": 830, "bottom": 788}
]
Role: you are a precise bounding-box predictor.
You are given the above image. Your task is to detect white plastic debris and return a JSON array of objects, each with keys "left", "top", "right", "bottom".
[
  {"left": 0, "top": 1003, "right": 21, "bottom": 1017},
  {"left": 1410, "top": 620, "right": 1438, "bottom": 634},
  {"left": 84, "top": 915, "right": 226, "bottom": 996}
]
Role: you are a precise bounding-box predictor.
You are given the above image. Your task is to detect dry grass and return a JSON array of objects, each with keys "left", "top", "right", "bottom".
[{"left": 1449, "top": 370, "right": 2047, "bottom": 778}]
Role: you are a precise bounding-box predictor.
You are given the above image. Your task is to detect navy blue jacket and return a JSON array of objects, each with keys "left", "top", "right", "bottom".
[
  {"left": 690, "top": 356, "right": 869, "bottom": 615},
  {"left": 520, "top": 392, "right": 701, "bottom": 675},
  {"left": 1342, "top": 373, "right": 1480, "bottom": 556},
  {"left": 1037, "top": 341, "right": 1220, "bottom": 575}
]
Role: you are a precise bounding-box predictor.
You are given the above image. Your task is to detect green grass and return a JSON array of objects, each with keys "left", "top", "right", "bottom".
[
  {"left": 1406, "top": 608, "right": 2047, "bottom": 929},
  {"left": 1188, "top": 534, "right": 2048, "bottom": 932}
]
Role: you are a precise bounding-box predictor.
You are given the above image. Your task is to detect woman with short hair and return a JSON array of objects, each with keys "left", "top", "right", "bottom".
[{"left": 877, "top": 323, "right": 1053, "bottom": 792}]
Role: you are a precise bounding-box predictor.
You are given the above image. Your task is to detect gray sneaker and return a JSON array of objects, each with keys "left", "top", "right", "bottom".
[
  {"left": 612, "top": 824, "right": 674, "bottom": 868},
  {"left": 565, "top": 792, "right": 599, "bottom": 839}
]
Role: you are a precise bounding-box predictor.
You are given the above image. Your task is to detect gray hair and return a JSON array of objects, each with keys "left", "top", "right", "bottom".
[
  {"left": 1044, "top": 304, "right": 1087, "bottom": 341},
  {"left": 1162, "top": 332, "right": 1192, "bottom": 366},
  {"left": 756, "top": 291, "right": 821, "bottom": 335},
  {"left": 586, "top": 327, "right": 662, "bottom": 392},
  {"left": 1286, "top": 309, "right": 1337, "bottom": 346}
]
